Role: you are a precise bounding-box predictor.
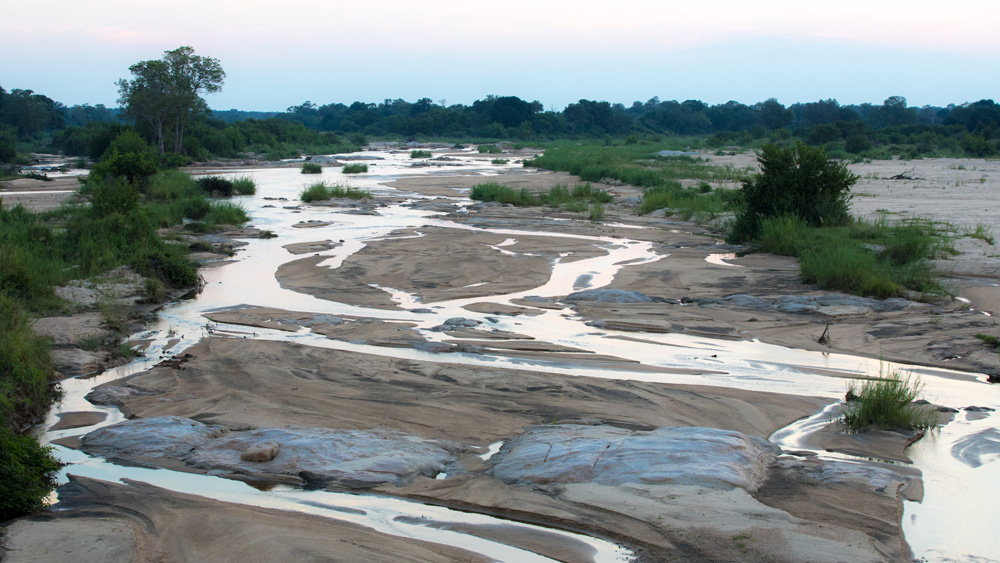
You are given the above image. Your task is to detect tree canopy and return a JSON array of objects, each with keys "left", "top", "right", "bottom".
[{"left": 117, "top": 46, "right": 224, "bottom": 157}]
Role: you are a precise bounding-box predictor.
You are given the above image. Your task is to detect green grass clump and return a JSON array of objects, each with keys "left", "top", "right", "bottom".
[
  {"left": 342, "top": 163, "right": 368, "bottom": 174},
  {"left": 410, "top": 150, "right": 432, "bottom": 158},
  {"left": 491, "top": 158, "right": 509, "bottom": 164},
  {"left": 300, "top": 182, "right": 371, "bottom": 202},
  {"left": 975, "top": 334, "right": 1000, "bottom": 348},
  {"left": 204, "top": 201, "right": 249, "bottom": 226},
  {"left": 478, "top": 145, "right": 503, "bottom": 154},
  {"left": 754, "top": 216, "right": 948, "bottom": 299},
  {"left": 469, "top": 181, "right": 614, "bottom": 210},
  {"left": 842, "top": 367, "right": 938, "bottom": 433},
  {"left": 588, "top": 202, "right": 605, "bottom": 222},
  {"left": 301, "top": 162, "right": 322, "bottom": 174},
  {"left": 230, "top": 175, "right": 257, "bottom": 195}
]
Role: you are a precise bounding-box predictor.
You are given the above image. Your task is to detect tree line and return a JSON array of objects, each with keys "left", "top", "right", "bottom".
[{"left": 3, "top": 45, "right": 1000, "bottom": 166}]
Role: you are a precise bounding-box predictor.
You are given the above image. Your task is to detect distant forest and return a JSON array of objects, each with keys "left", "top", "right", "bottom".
[{"left": 3, "top": 85, "right": 1000, "bottom": 164}]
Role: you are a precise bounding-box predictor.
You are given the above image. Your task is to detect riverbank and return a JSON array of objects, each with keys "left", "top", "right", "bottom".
[{"left": 3, "top": 151, "right": 998, "bottom": 562}]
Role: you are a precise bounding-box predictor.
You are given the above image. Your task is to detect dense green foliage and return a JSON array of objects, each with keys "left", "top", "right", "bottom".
[
  {"left": 842, "top": 368, "right": 938, "bottom": 432},
  {"left": 729, "top": 142, "right": 857, "bottom": 242},
  {"left": 300, "top": 182, "right": 371, "bottom": 202},
  {"left": 301, "top": 162, "right": 322, "bottom": 174},
  {"left": 410, "top": 150, "right": 432, "bottom": 158},
  {"left": 0, "top": 426, "right": 61, "bottom": 521}
]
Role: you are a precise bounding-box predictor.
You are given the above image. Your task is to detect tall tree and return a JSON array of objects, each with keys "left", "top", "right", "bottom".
[{"left": 117, "top": 46, "right": 224, "bottom": 156}]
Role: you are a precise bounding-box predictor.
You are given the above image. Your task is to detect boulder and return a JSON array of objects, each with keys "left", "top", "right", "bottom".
[{"left": 565, "top": 289, "right": 655, "bottom": 303}]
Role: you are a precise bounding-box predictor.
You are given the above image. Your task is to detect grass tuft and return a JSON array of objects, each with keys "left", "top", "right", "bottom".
[
  {"left": 300, "top": 181, "right": 371, "bottom": 202},
  {"left": 301, "top": 162, "right": 322, "bottom": 174},
  {"left": 842, "top": 366, "right": 938, "bottom": 433},
  {"left": 342, "top": 163, "right": 368, "bottom": 174}
]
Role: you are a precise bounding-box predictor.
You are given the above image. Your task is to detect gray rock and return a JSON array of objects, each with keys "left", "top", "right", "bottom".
[
  {"left": 86, "top": 385, "right": 147, "bottom": 406},
  {"left": 188, "top": 426, "right": 461, "bottom": 487},
  {"left": 565, "top": 289, "right": 654, "bottom": 303},
  {"left": 490, "top": 425, "right": 779, "bottom": 492},
  {"left": 240, "top": 441, "right": 280, "bottom": 462},
  {"left": 951, "top": 428, "right": 1000, "bottom": 468},
  {"left": 431, "top": 318, "right": 481, "bottom": 331},
  {"left": 82, "top": 416, "right": 227, "bottom": 458}
]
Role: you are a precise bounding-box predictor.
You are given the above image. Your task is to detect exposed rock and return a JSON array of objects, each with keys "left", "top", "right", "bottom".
[
  {"left": 951, "top": 428, "right": 1000, "bottom": 468},
  {"left": 490, "top": 424, "right": 779, "bottom": 492},
  {"left": 240, "top": 441, "right": 280, "bottom": 462},
  {"left": 82, "top": 416, "right": 227, "bottom": 458},
  {"left": 187, "top": 426, "right": 462, "bottom": 487},
  {"left": 565, "top": 289, "right": 655, "bottom": 303},
  {"left": 85, "top": 385, "right": 148, "bottom": 407},
  {"left": 431, "top": 317, "right": 481, "bottom": 331}
]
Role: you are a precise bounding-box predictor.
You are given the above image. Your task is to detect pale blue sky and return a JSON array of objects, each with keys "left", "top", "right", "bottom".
[{"left": 2, "top": 0, "right": 996, "bottom": 111}]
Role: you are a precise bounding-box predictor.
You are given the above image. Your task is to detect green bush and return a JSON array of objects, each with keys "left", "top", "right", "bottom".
[
  {"left": 342, "top": 163, "right": 368, "bottom": 174},
  {"left": 842, "top": 367, "right": 938, "bottom": 432},
  {"left": 230, "top": 175, "right": 256, "bottom": 195},
  {"left": 410, "top": 150, "right": 432, "bottom": 158},
  {"left": 196, "top": 176, "right": 235, "bottom": 196},
  {"left": 960, "top": 135, "right": 997, "bottom": 157},
  {"left": 301, "top": 162, "right": 322, "bottom": 174},
  {"left": 729, "top": 141, "right": 857, "bottom": 243},
  {"left": 204, "top": 201, "right": 249, "bottom": 226},
  {"left": 0, "top": 427, "right": 61, "bottom": 522},
  {"left": 845, "top": 135, "right": 873, "bottom": 154},
  {"left": 491, "top": 159, "right": 509, "bottom": 164}
]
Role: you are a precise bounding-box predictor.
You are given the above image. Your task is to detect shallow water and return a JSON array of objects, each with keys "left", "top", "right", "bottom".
[{"left": 37, "top": 151, "right": 1000, "bottom": 562}]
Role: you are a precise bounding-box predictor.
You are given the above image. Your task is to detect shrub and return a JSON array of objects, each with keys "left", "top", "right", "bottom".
[
  {"left": 729, "top": 141, "right": 857, "bottom": 243},
  {"left": 342, "top": 163, "right": 368, "bottom": 174},
  {"left": 960, "top": 134, "right": 997, "bottom": 157},
  {"left": 195, "top": 176, "right": 234, "bottom": 197},
  {"left": 589, "top": 202, "right": 605, "bottom": 221},
  {"left": 842, "top": 367, "right": 938, "bottom": 432},
  {"left": 301, "top": 162, "right": 322, "bottom": 174},
  {"left": 410, "top": 150, "right": 432, "bottom": 158},
  {"left": 204, "top": 201, "right": 249, "bottom": 226},
  {"left": 491, "top": 159, "right": 509, "bottom": 164},
  {"left": 845, "top": 135, "right": 873, "bottom": 154},
  {"left": 0, "top": 427, "right": 61, "bottom": 522}
]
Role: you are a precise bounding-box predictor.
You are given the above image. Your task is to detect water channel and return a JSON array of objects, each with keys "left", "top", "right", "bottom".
[{"left": 35, "top": 150, "right": 1000, "bottom": 562}]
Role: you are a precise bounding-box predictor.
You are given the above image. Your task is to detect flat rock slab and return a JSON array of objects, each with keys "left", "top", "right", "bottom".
[
  {"left": 490, "top": 424, "right": 779, "bottom": 492},
  {"left": 82, "top": 415, "right": 228, "bottom": 458},
  {"left": 187, "top": 426, "right": 462, "bottom": 487},
  {"left": 50, "top": 411, "right": 107, "bottom": 431},
  {"left": 81, "top": 416, "right": 463, "bottom": 488}
]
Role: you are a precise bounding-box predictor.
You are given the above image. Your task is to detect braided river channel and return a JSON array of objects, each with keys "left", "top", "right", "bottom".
[{"left": 33, "top": 149, "right": 1000, "bottom": 562}]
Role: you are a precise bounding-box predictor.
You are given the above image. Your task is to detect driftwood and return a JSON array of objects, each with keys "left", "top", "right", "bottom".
[{"left": 888, "top": 167, "right": 920, "bottom": 180}]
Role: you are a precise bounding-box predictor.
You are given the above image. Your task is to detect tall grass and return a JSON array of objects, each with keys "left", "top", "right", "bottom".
[
  {"left": 411, "top": 150, "right": 432, "bottom": 158},
  {"left": 755, "top": 216, "right": 949, "bottom": 298},
  {"left": 342, "top": 163, "right": 368, "bottom": 174},
  {"left": 300, "top": 181, "right": 372, "bottom": 202},
  {"left": 230, "top": 175, "right": 257, "bottom": 195},
  {"left": 842, "top": 366, "right": 938, "bottom": 432},
  {"left": 470, "top": 181, "right": 613, "bottom": 210}
]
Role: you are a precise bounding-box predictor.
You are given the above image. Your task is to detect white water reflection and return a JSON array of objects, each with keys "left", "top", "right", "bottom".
[{"left": 37, "top": 150, "right": 1000, "bottom": 562}]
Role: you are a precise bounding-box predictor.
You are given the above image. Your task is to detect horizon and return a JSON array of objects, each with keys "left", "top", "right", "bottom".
[{"left": 2, "top": 1, "right": 997, "bottom": 113}]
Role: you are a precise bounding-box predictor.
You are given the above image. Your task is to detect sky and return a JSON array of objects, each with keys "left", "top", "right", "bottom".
[{"left": 2, "top": 0, "right": 997, "bottom": 112}]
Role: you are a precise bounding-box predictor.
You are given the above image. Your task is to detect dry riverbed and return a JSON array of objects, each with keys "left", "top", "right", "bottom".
[{"left": 3, "top": 152, "right": 999, "bottom": 562}]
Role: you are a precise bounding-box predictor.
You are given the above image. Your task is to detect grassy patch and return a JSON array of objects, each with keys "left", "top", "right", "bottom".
[
  {"left": 410, "top": 150, "right": 432, "bottom": 158},
  {"left": 755, "top": 216, "right": 949, "bottom": 298},
  {"left": 300, "top": 181, "right": 371, "bottom": 202},
  {"left": 469, "top": 181, "right": 613, "bottom": 210},
  {"left": 342, "top": 163, "right": 368, "bottom": 174},
  {"left": 229, "top": 174, "right": 257, "bottom": 195},
  {"left": 301, "top": 162, "right": 322, "bottom": 174},
  {"left": 842, "top": 367, "right": 938, "bottom": 432},
  {"left": 491, "top": 158, "right": 509, "bottom": 164}
]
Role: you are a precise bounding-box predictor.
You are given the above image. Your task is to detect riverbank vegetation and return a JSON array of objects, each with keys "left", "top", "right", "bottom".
[
  {"left": 300, "top": 181, "right": 371, "bottom": 202},
  {"left": 342, "top": 163, "right": 368, "bottom": 174},
  {"left": 1, "top": 127, "right": 252, "bottom": 521},
  {"left": 842, "top": 367, "right": 938, "bottom": 432}
]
